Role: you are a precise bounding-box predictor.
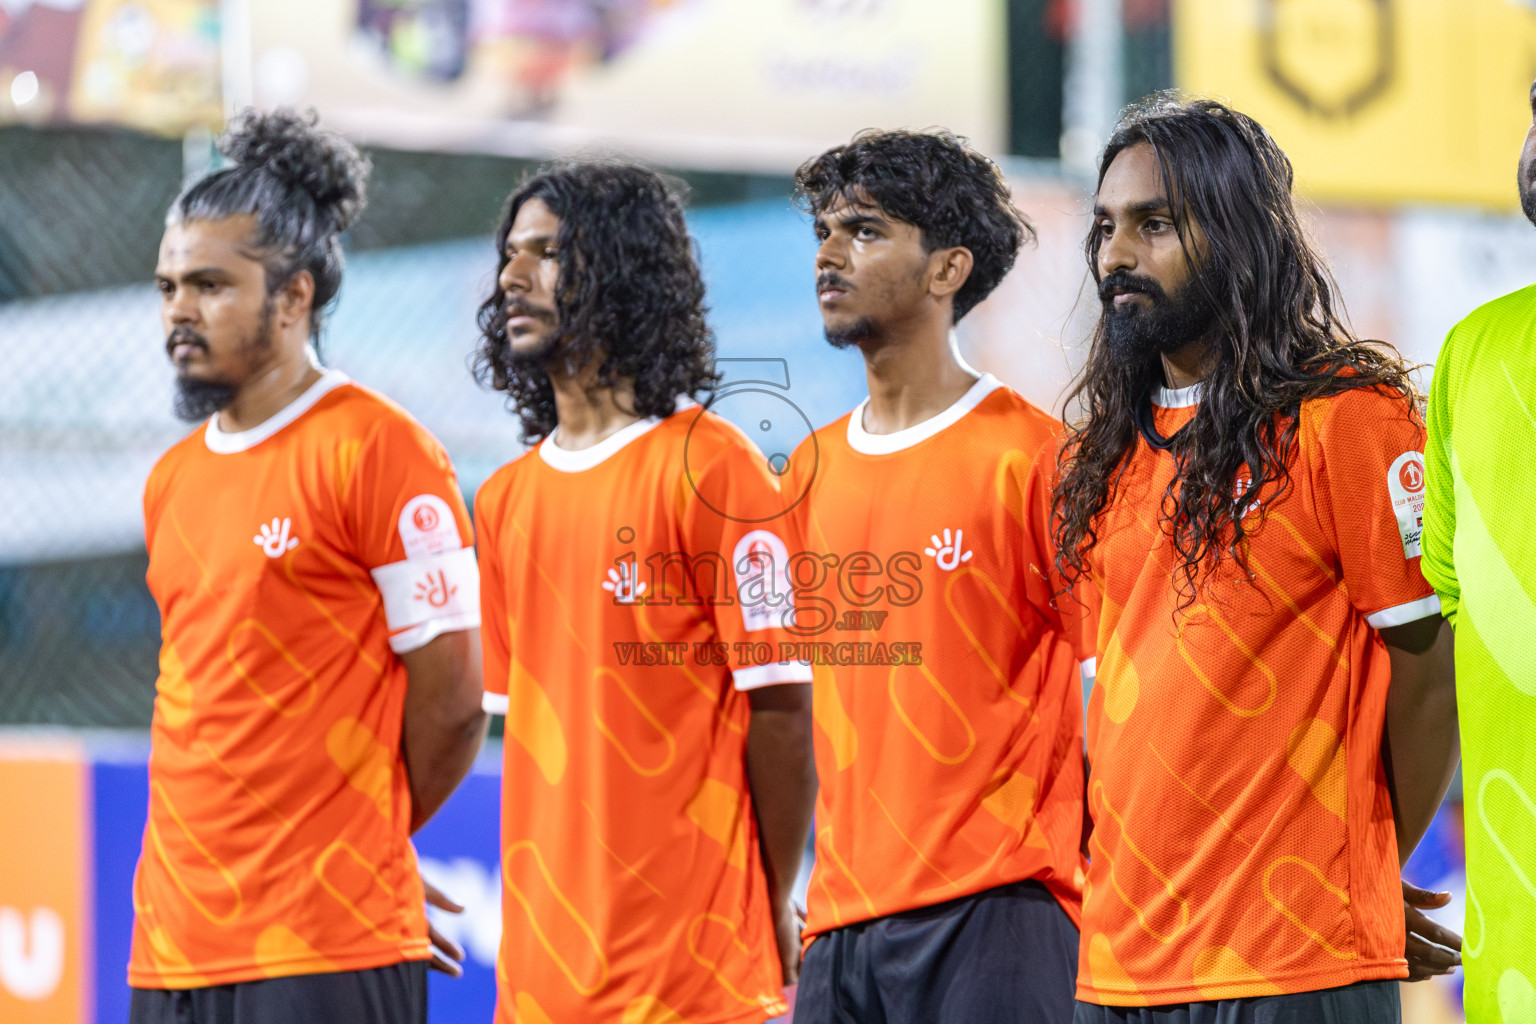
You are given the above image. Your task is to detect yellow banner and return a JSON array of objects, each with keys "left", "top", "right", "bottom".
[{"left": 1174, "top": 0, "right": 1536, "bottom": 208}]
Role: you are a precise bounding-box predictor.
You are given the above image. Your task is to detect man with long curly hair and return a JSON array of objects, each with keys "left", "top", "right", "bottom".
[
  {"left": 131, "top": 109, "right": 486, "bottom": 1024},
  {"left": 1054, "top": 96, "right": 1462, "bottom": 1022},
  {"left": 471, "top": 161, "right": 816, "bottom": 1022},
  {"left": 783, "top": 129, "right": 1087, "bottom": 1024}
]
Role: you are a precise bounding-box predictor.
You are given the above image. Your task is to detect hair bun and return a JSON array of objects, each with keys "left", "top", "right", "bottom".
[{"left": 219, "top": 108, "right": 370, "bottom": 232}]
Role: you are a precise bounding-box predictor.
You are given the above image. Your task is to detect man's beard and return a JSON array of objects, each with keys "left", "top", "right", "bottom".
[
  {"left": 1519, "top": 159, "right": 1536, "bottom": 228},
  {"left": 1099, "top": 271, "right": 1220, "bottom": 364},
  {"left": 825, "top": 316, "right": 879, "bottom": 350},
  {"left": 169, "top": 300, "right": 274, "bottom": 422},
  {"left": 504, "top": 301, "right": 562, "bottom": 365}
]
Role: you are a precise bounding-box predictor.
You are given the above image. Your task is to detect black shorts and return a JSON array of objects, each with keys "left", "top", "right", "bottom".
[
  {"left": 128, "top": 959, "right": 428, "bottom": 1024},
  {"left": 1072, "top": 978, "right": 1401, "bottom": 1024},
  {"left": 796, "top": 879, "right": 1080, "bottom": 1024}
]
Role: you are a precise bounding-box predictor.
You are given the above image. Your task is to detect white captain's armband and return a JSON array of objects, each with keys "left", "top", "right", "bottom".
[
  {"left": 482, "top": 692, "right": 509, "bottom": 716},
  {"left": 733, "top": 529, "right": 796, "bottom": 631},
  {"left": 371, "top": 547, "right": 481, "bottom": 653}
]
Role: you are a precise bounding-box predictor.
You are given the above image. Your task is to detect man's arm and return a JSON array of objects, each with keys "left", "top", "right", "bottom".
[
  {"left": 400, "top": 628, "right": 487, "bottom": 834},
  {"left": 1380, "top": 614, "right": 1458, "bottom": 861},
  {"left": 1379, "top": 614, "right": 1462, "bottom": 980},
  {"left": 746, "top": 682, "right": 816, "bottom": 986}
]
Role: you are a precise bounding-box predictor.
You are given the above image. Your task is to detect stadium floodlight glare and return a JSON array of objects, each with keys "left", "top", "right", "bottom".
[{"left": 10, "top": 71, "right": 39, "bottom": 107}]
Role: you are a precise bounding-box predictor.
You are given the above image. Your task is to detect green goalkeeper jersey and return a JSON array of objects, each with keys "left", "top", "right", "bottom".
[{"left": 1423, "top": 283, "right": 1536, "bottom": 1022}]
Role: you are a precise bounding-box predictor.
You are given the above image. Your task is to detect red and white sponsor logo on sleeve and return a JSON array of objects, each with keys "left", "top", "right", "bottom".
[
  {"left": 398, "top": 494, "right": 461, "bottom": 558},
  {"left": 1388, "top": 451, "right": 1427, "bottom": 559}
]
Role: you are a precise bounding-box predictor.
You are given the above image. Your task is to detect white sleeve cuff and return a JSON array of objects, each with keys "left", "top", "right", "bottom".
[
  {"left": 372, "top": 548, "right": 481, "bottom": 653},
  {"left": 388, "top": 612, "right": 481, "bottom": 654},
  {"left": 1080, "top": 657, "right": 1097, "bottom": 685},
  {"left": 482, "top": 692, "right": 509, "bottom": 716},
  {"left": 1365, "top": 593, "right": 1443, "bottom": 629},
  {"left": 733, "top": 661, "right": 814, "bottom": 691}
]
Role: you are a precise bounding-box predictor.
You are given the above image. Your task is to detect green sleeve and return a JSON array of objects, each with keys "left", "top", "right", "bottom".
[{"left": 1421, "top": 328, "right": 1459, "bottom": 625}]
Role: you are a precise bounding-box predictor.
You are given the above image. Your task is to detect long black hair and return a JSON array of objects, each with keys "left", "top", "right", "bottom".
[
  {"left": 168, "top": 108, "right": 369, "bottom": 349},
  {"left": 1053, "top": 95, "right": 1420, "bottom": 605},
  {"left": 473, "top": 161, "right": 718, "bottom": 444},
  {"left": 793, "top": 128, "right": 1034, "bottom": 321}
]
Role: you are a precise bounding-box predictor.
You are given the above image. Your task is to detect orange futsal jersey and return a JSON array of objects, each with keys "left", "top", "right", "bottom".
[
  {"left": 475, "top": 403, "right": 811, "bottom": 1024},
  {"left": 1077, "top": 382, "right": 1437, "bottom": 1004},
  {"left": 130, "top": 370, "right": 479, "bottom": 989},
  {"left": 785, "top": 375, "right": 1088, "bottom": 942}
]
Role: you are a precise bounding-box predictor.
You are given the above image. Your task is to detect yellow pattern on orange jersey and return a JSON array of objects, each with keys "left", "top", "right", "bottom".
[
  {"left": 785, "top": 376, "right": 1088, "bottom": 943},
  {"left": 476, "top": 405, "right": 807, "bottom": 1024},
  {"left": 1077, "top": 384, "right": 1438, "bottom": 1005},
  {"left": 130, "top": 371, "right": 477, "bottom": 989}
]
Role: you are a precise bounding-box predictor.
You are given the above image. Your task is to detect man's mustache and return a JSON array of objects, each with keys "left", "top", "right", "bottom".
[
  {"left": 504, "top": 299, "right": 555, "bottom": 323},
  {"left": 165, "top": 326, "right": 208, "bottom": 358},
  {"left": 1098, "top": 271, "right": 1167, "bottom": 304},
  {"left": 816, "top": 272, "right": 852, "bottom": 291}
]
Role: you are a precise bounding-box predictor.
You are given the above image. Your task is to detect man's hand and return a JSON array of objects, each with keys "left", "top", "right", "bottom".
[
  {"left": 772, "top": 899, "right": 805, "bottom": 986},
  {"left": 1403, "top": 879, "right": 1462, "bottom": 981},
  {"left": 425, "top": 879, "right": 468, "bottom": 978}
]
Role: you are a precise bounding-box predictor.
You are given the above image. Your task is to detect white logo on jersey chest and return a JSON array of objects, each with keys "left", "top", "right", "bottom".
[
  {"left": 923, "top": 528, "right": 973, "bottom": 571},
  {"left": 253, "top": 517, "right": 300, "bottom": 558}
]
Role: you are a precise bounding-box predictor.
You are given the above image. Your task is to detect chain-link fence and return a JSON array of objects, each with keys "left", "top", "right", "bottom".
[{"left": 0, "top": 122, "right": 835, "bottom": 727}]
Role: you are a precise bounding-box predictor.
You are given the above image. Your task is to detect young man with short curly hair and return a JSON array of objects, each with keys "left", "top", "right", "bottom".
[{"left": 784, "top": 129, "right": 1088, "bottom": 1024}]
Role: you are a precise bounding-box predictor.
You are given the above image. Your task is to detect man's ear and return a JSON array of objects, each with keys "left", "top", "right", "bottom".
[
  {"left": 928, "top": 246, "right": 974, "bottom": 303},
  {"left": 275, "top": 269, "right": 316, "bottom": 332}
]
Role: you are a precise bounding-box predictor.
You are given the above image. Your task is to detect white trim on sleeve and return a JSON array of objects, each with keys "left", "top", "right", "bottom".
[
  {"left": 371, "top": 547, "right": 481, "bottom": 653},
  {"left": 482, "top": 692, "right": 509, "bottom": 716},
  {"left": 1080, "top": 657, "right": 1097, "bottom": 685},
  {"left": 388, "top": 611, "right": 481, "bottom": 655},
  {"left": 733, "top": 662, "right": 814, "bottom": 691},
  {"left": 1365, "top": 593, "right": 1443, "bottom": 629}
]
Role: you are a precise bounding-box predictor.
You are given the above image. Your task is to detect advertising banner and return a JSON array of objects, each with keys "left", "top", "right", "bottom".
[
  {"left": 0, "top": 738, "right": 90, "bottom": 1024},
  {"left": 0, "top": 0, "right": 221, "bottom": 133},
  {"left": 1175, "top": 0, "right": 1536, "bottom": 209},
  {"left": 246, "top": 0, "right": 1007, "bottom": 171}
]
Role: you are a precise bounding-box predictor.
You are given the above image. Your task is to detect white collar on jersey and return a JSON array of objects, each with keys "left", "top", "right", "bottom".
[
  {"left": 1151, "top": 381, "right": 1205, "bottom": 409},
  {"left": 203, "top": 368, "right": 351, "bottom": 455},
  {"left": 538, "top": 396, "right": 698, "bottom": 473},
  {"left": 846, "top": 373, "right": 1002, "bottom": 456}
]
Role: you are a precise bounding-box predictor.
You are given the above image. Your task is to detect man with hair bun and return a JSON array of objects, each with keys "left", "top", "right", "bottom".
[
  {"left": 129, "top": 108, "right": 486, "bottom": 1024},
  {"left": 783, "top": 128, "right": 1088, "bottom": 1023}
]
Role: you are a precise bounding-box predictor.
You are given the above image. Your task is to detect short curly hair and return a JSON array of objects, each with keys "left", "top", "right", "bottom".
[
  {"left": 473, "top": 161, "right": 719, "bottom": 444},
  {"left": 792, "top": 128, "right": 1034, "bottom": 321},
  {"left": 169, "top": 108, "right": 370, "bottom": 347}
]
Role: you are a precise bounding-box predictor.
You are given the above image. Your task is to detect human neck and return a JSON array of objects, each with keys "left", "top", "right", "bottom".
[
  {"left": 858, "top": 317, "right": 980, "bottom": 435},
  {"left": 548, "top": 365, "right": 642, "bottom": 451},
  {"left": 1158, "top": 335, "right": 1217, "bottom": 391},
  {"left": 218, "top": 346, "right": 323, "bottom": 433}
]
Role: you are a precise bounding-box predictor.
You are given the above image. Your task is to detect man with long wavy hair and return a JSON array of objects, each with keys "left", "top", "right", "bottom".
[
  {"left": 1053, "top": 97, "right": 1462, "bottom": 1021},
  {"left": 471, "top": 161, "right": 815, "bottom": 1023},
  {"left": 785, "top": 129, "right": 1087, "bottom": 1024}
]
